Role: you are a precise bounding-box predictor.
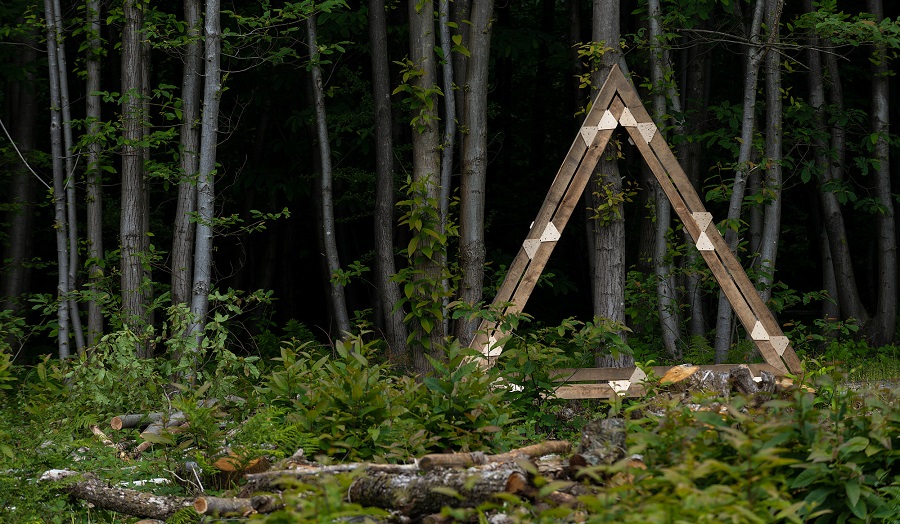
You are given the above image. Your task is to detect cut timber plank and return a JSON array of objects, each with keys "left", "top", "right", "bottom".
[{"left": 550, "top": 364, "right": 783, "bottom": 383}]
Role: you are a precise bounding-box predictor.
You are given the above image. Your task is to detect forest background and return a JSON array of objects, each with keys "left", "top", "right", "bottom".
[{"left": 1, "top": 0, "right": 899, "bottom": 374}]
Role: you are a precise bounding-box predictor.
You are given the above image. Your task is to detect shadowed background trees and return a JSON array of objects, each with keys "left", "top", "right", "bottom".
[{"left": 0, "top": 0, "right": 898, "bottom": 369}]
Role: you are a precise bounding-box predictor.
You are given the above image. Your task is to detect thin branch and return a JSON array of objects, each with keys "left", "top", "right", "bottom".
[{"left": 0, "top": 116, "right": 52, "bottom": 190}]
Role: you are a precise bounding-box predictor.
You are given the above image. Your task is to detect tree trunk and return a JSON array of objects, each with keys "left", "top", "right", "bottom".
[
  {"left": 756, "top": 0, "right": 785, "bottom": 305},
  {"left": 590, "top": 0, "right": 631, "bottom": 368},
  {"left": 438, "top": 0, "right": 457, "bottom": 337},
  {"left": 307, "top": 14, "right": 351, "bottom": 339},
  {"left": 85, "top": 0, "right": 104, "bottom": 347},
  {"left": 679, "top": 34, "right": 711, "bottom": 339},
  {"left": 648, "top": 0, "right": 681, "bottom": 359},
  {"left": 1, "top": 36, "right": 38, "bottom": 324},
  {"left": 45, "top": 0, "right": 72, "bottom": 360},
  {"left": 865, "top": 0, "right": 896, "bottom": 346},
  {"left": 408, "top": 0, "right": 445, "bottom": 372},
  {"left": 368, "top": 0, "right": 408, "bottom": 362},
  {"left": 121, "top": 0, "right": 151, "bottom": 357},
  {"left": 172, "top": 0, "right": 203, "bottom": 311},
  {"left": 455, "top": 0, "right": 494, "bottom": 347},
  {"left": 50, "top": 0, "right": 86, "bottom": 354},
  {"left": 188, "top": 0, "right": 222, "bottom": 342},
  {"left": 802, "top": 0, "right": 869, "bottom": 328},
  {"left": 714, "top": 0, "right": 766, "bottom": 362}
]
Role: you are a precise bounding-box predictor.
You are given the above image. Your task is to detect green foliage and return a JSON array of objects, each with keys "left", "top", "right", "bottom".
[
  {"left": 418, "top": 341, "right": 519, "bottom": 453},
  {"left": 392, "top": 58, "right": 444, "bottom": 133}
]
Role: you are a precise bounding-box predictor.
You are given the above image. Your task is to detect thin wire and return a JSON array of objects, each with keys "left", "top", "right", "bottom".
[{"left": 0, "top": 116, "right": 52, "bottom": 190}]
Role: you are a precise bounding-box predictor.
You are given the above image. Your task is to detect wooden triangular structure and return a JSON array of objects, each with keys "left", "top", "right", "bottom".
[{"left": 469, "top": 64, "right": 802, "bottom": 380}]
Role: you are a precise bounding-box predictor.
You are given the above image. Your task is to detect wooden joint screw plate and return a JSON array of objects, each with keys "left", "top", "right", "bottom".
[
  {"left": 637, "top": 122, "right": 657, "bottom": 143},
  {"left": 540, "top": 221, "right": 561, "bottom": 242},
  {"left": 692, "top": 212, "right": 713, "bottom": 232},
  {"left": 597, "top": 110, "right": 618, "bottom": 130},
  {"left": 696, "top": 232, "right": 714, "bottom": 251},
  {"left": 770, "top": 336, "right": 789, "bottom": 356},
  {"left": 618, "top": 107, "right": 637, "bottom": 127},
  {"left": 523, "top": 239, "right": 541, "bottom": 259},
  {"left": 751, "top": 321, "right": 769, "bottom": 341}
]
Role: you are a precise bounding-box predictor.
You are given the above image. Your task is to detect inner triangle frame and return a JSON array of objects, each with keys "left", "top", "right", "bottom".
[{"left": 468, "top": 64, "right": 802, "bottom": 376}]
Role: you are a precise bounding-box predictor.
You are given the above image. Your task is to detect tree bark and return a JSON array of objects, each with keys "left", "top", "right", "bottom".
[
  {"left": 121, "top": 0, "right": 151, "bottom": 357},
  {"left": 45, "top": 0, "right": 72, "bottom": 360},
  {"left": 85, "top": 0, "right": 104, "bottom": 346},
  {"left": 187, "top": 0, "right": 222, "bottom": 344},
  {"left": 1, "top": 34, "right": 38, "bottom": 324},
  {"left": 368, "top": 0, "right": 408, "bottom": 362},
  {"left": 40, "top": 470, "right": 193, "bottom": 520},
  {"left": 455, "top": 0, "right": 494, "bottom": 347},
  {"left": 49, "top": 0, "right": 87, "bottom": 354},
  {"left": 802, "top": 0, "right": 869, "bottom": 327},
  {"left": 756, "top": 0, "right": 785, "bottom": 305},
  {"left": 648, "top": 0, "right": 681, "bottom": 359},
  {"left": 714, "top": 0, "right": 767, "bottom": 362},
  {"left": 408, "top": 0, "right": 445, "bottom": 372},
  {"left": 590, "top": 0, "right": 631, "bottom": 368},
  {"left": 307, "top": 14, "right": 351, "bottom": 339},
  {"left": 865, "top": 0, "right": 896, "bottom": 346},
  {"left": 172, "top": 0, "right": 203, "bottom": 311}
]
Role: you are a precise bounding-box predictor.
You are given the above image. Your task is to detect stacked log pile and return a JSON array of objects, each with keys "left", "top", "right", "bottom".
[{"left": 39, "top": 365, "right": 806, "bottom": 520}]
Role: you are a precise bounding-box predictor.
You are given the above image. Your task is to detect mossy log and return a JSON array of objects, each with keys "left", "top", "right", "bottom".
[{"left": 40, "top": 469, "right": 193, "bottom": 520}]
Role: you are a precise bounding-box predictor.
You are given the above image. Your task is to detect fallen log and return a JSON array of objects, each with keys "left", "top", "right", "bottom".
[
  {"left": 418, "top": 441, "right": 571, "bottom": 470},
  {"left": 347, "top": 462, "right": 529, "bottom": 517},
  {"left": 240, "top": 462, "right": 419, "bottom": 497},
  {"left": 40, "top": 469, "right": 194, "bottom": 520},
  {"left": 193, "top": 494, "right": 283, "bottom": 516}
]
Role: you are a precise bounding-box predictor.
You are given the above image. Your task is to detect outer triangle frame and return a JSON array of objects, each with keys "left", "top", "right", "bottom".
[{"left": 469, "top": 64, "right": 802, "bottom": 378}]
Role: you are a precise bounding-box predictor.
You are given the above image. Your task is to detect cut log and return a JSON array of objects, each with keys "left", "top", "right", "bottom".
[
  {"left": 347, "top": 462, "right": 528, "bottom": 517},
  {"left": 570, "top": 418, "right": 626, "bottom": 470},
  {"left": 40, "top": 469, "right": 193, "bottom": 520},
  {"left": 418, "top": 441, "right": 571, "bottom": 470},
  {"left": 193, "top": 494, "right": 283, "bottom": 516},
  {"left": 240, "top": 462, "right": 420, "bottom": 497}
]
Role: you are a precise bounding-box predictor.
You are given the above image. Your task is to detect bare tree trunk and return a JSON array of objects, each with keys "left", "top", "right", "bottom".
[
  {"left": 188, "top": 0, "right": 222, "bottom": 342},
  {"left": 307, "top": 14, "right": 351, "bottom": 338},
  {"left": 85, "top": 0, "right": 104, "bottom": 346},
  {"left": 756, "top": 0, "right": 784, "bottom": 305},
  {"left": 408, "top": 0, "right": 445, "bottom": 372},
  {"left": 1, "top": 36, "right": 38, "bottom": 323},
  {"left": 679, "top": 37, "right": 710, "bottom": 339},
  {"left": 590, "top": 0, "right": 632, "bottom": 368},
  {"left": 713, "top": 0, "right": 766, "bottom": 362},
  {"left": 455, "top": 0, "right": 493, "bottom": 347},
  {"left": 121, "top": 0, "right": 151, "bottom": 357},
  {"left": 50, "top": 0, "right": 86, "bottom": 355},
  {"left": 438, "top": 0, "right": 457, "bottom": 337},
  {"left": 865, "top": 0, "right": 896, "bottom": 345},
  {"left": 648, "top": 0, "right": 680, "bottom": 359},
  {"left": 368, "top": 0, "right": 408, "bottom": 362},
  {"left": 802, "top": 0, "right": 869, "bottom": 328},
  {"left": 44, "top": 0, "right": 71, "bottom": 360},
  {"left": 172, "top": 0, "right": 203, "bottom": 311}
]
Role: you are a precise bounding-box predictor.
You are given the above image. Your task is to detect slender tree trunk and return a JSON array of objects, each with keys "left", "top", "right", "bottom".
[
  {"left": 50, "top": 0, "right": 86, "bottom": 355},
  {"left": 438, "top": 0, "right": 457, "bottom": 336},
  {"left": 802, "top": 0, "right": 869, "bottom": 327},
  {"left": 121, "top": 0, "right": 152, "bottom": 357},
  {"left": 680, "top": 37, "right": 711, "bottom": 339},
  {"left": 455, "top": 0, "right": 493, "bottom": 347},
  {"left": 188, "top": 0, "right": 222, "bottom": 341},
  {"left": 368, "top": 0, "right": 408, "bottom": 361},
  {"left": 591, "top": 0, "right": 632, "bottom": 368},
  {"left": 408, "top": 0, "right": 445, "bottom": 372},
  {"left": 173, "top": 0, "right": 203, "bottom": 311},
  {"left": 85, "top": 0, "right": 104, "bottom": 346},
  {"left": 648, "top": 0, "right": 680, "bottom": 359},
  {"left": 45, "top": 0, "right": 71, "bottom": 360},
  {"left": 713, "top": 0, "right": 766, "bottom": 362},
  {"left": 865, "top": 0, "right": 896, "bottom": 345},
  {"left": 1, "top": 38, "right": 38, "bottom": 324},
  {"left": 756, "top": 0, "right": 784, "bottom": 305},
  {"left": 307, "top": 14, "right": 351, "bottom": 338}
]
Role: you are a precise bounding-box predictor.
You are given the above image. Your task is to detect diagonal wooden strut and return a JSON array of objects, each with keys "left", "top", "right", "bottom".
[{"left": 470, "top": 64, "right": 801, "bottom": 375}]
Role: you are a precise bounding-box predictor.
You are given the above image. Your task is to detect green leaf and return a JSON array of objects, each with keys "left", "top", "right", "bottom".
[
  {"left": 845, "top": 478, "right": 861, "bottom": 508},
  {"left": 840, "top": 436, "right": 869, "bottom": 458}
]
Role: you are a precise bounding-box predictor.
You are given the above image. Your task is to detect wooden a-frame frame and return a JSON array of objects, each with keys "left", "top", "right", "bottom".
[{"left": 469, "top": 65, "right": 802, "bottom": 394}]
